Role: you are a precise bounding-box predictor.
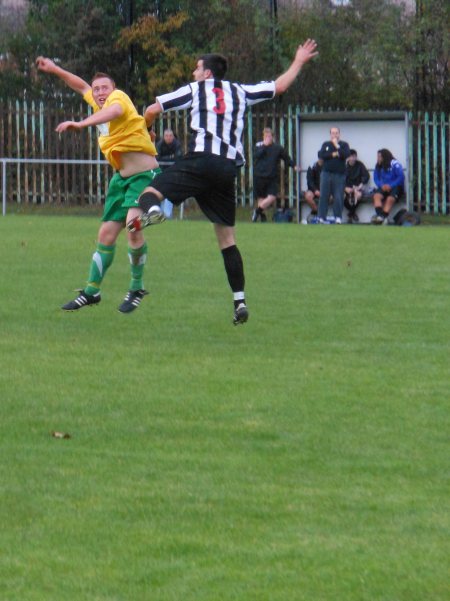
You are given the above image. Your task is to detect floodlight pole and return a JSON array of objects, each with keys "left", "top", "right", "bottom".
[
  {"left": 268, "top": 0, "right": 279, "bottom": 75},
  {"left": 125, "top": 0, "right": 135, "bottom": 96}
]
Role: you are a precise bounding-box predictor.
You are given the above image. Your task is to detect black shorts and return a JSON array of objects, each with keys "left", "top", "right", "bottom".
[
  {"left": 254, "top": 176, "right": 279, "bottom": 199},
  {"left": 151, "top": 152, "right": 238, "bottom": 226},
  {"left": 375, "top": 186, "right": 404, "bottom": 201}
]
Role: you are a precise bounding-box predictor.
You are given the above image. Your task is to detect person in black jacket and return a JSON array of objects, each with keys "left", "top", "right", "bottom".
[
  {"left": 317, "top": 126, "right": 350, "bottom": 224},
  {"left": 344, "top": 149, "right": 370, "bottom": 223},
  {"left": 156, "top": 128, "right": 183, "bottom": 166},
  {"left": 251, "top": 128, "right": 299, "bottom": 222},
  {"left": 303, "top": 158, "right": 323, "bottom": 221},
  {"left": 156, "top": 129, "right": 183, "bottom": 218}
]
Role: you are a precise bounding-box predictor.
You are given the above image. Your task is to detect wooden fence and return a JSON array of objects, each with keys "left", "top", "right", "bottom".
[{"left": 0, "top": 99, "right": 449, "bottom": 213}]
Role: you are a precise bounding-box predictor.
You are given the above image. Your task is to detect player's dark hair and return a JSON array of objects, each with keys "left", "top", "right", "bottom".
[
  {"left": 377, "top": 148, "right": 394, "bottom": 170},
  {"left": 199, "top": 54, "right": 228, "bottom": 79},
  {"left": 349, "top": 149, "right": 357, "bottom": 156},
  {"left": 91, "top": 72, "right": 116, "bottom": 87}
]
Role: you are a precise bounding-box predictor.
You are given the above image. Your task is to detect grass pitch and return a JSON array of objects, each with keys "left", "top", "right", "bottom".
[{"left": 0, "top": 215, "right": 449, "bottom": 601}]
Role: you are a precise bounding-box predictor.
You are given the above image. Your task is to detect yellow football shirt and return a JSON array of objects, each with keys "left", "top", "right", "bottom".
[{"left": 83, "top": 89, "right": 156, "bottom": 171}]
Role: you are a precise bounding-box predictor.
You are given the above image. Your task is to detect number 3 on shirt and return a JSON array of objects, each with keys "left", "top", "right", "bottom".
[{"left": 212, "top": 88, "right": 226, "bottom": 115}]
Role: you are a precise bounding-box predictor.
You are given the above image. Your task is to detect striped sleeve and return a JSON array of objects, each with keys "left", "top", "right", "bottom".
[
  {"left": 240, "top": 81, "right": 276, "bottom": 106},
  {"left": 157, "top": 84, "right": 193, "bottom": 112}
]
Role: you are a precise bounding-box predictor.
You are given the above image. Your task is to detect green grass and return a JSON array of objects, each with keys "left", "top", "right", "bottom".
[{"left": 0, "top": 215, "right": 449, "bottom": 601}]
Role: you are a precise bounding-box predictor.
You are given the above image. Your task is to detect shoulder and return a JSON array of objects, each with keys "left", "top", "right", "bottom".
[
  {"left": 106, "top": 89, "right": 134, "bottom": 110},
  {"left": 83, "top": 89, "right": 96, "bottom": 110}
]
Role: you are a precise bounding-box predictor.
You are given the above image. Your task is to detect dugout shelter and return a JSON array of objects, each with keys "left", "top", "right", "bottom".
[{"left": 295, "top": 111, "right": 409, "bottom": 223}]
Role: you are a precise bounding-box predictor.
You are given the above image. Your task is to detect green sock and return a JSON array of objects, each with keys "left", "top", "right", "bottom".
[
  {"left": 128, "top": 243, "right": 148, "bottom": 291},
  {"left": 84, "top": 243, "right": 116, "bottom": 295}
]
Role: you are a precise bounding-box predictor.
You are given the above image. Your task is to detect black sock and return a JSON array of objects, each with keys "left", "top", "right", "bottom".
[
  {"left": 221, "top": 245, "right": 245, "bottom": 305},
  {"left": 375, "top": 207, "right": 384, "bottom": 217},
  {"left": 382, "top": 210, "right": 389, "bottom": 218},
  {"left": 139, "top": 191, "right": 161, "bottom": 213}
]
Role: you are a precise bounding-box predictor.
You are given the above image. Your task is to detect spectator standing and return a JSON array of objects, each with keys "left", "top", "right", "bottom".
[
  {"left": 371, "top": 148, "right": 405, "bottom": 225},
  {"left": 156, "top": 128, "right": 183, "bottom": 218},
  {"left": 251, "top": 128, "right": 299, "bottom": 222},
  {"left": 317, "top": 126, "right": 350, "bottom": 224},
  {"left": 344, "top": 149, "right": 370, "bottom": 223}
]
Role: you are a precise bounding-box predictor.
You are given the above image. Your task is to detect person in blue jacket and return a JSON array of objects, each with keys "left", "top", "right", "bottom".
[{"left": 371, "top": 148, "right": 404, "bottom": 224}]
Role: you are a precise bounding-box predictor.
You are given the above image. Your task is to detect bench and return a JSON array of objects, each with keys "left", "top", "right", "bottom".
[{"left": 296, "top": 193, "right": 407, "bottom": 224}]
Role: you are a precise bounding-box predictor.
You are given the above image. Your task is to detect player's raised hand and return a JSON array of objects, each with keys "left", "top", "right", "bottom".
[
  {"left": 275, "top": 39, "right": 318, "bottom": 95},
  {"left": 295, "top": 39, "right": 319, "bottom": 66},
  {"left": 35, "top": 56, "right": 57, "bottom": 73}
]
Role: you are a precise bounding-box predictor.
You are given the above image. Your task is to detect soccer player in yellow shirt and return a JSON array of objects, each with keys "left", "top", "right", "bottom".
[{"left": 36, "top": 57, "right": 165, "bottom": 313}]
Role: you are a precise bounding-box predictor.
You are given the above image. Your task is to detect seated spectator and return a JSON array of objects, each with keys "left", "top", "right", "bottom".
[
  {"left": 303, "top": 158, "right": 323, "bottom": 222},
  {"left": 251, "top": 127, "right": 299, "bottom": 222},
  {"left": 156, "top": 128, "right": 183, "bottom": 218},
  {"left": 371, "top": 148, "right": 404, "bottom": 225},
  {"left": 344, "top": 149, "right": 370, "bottom": 223}
]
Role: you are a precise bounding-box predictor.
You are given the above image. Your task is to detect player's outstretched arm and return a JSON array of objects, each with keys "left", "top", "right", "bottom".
[
  {"left": 274, "top": 39, "right": 318, "bottom": 96},
  {"left": 144, "top": 101, "right": 163, "bottom": 128},
  {"left": 35, "top": 57, "right": 90, "bottom": 96},
  {"left": 55, "top": 103, "right": 124, "bottom": 133}
]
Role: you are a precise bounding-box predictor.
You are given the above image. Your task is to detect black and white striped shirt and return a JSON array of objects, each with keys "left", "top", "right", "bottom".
[{"left": 156, "top": 79, "right": 276, "bottom": 165}]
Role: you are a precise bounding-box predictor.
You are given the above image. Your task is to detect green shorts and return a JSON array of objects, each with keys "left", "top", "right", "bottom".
[{"left": 102, "top": 169, "right": 162, "bottom": 222}]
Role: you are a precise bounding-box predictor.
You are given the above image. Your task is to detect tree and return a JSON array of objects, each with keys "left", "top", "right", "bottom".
[
  {"left": 414, "top": 0, "right": 449, "bottom": 111},
  {"left": 0, "top": 0, "right": 139, "bottom": 99},
  {"left": 0, "top": 0, "right": 448, "bottom": 111},
  {"left": 117, "top": 0, "right": 276, "bottom": 104},
  {"left": 277, "top": 0, "right": 415, "bottom": 109},
  {"left": 117, "top": 12, "right": 193, "bottom": 102}
]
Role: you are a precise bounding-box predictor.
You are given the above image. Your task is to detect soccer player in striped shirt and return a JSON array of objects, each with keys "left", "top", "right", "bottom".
[{"left": 127, "top": 39, "right": 318, "bottom": 325}]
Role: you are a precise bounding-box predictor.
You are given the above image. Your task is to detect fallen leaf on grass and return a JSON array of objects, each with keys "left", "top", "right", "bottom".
[{"left": 51, "top": 431, "right": 71, "bottom": 439}]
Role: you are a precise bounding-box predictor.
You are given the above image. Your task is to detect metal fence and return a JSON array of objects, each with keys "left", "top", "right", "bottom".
[
  {"left": 0, "top": 99, "right": 449, "bottom": 214},
  {"left": 408, "top": 111, "right": 449, "bottom": 214}
]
